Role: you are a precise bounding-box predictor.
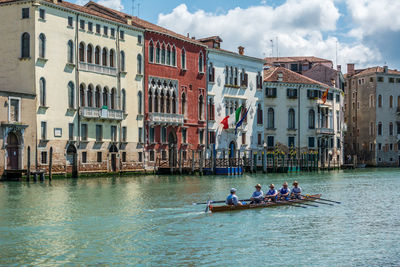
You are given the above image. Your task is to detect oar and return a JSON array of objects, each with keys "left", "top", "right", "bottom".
[
  {"left": 193, "top": 199, "right": 252, "bottom": 205},
  {"left": 311, "top": 200, "right": 334, "bottom": 206},
  {"left": 285, "top": 199, "right": 318, "bottom": 207},
  {"left": 277, "top": 200, "right": 307, "bottom": 209},
  {"left": 303, "top": 195, "right": 341, "bottom": 204},
  {"left": 204, "top": 198, "right": 211, "bottom": 213}
]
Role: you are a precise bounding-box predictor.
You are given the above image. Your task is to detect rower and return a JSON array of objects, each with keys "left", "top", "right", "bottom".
[
  {"left": 226, "top": 188, "right": 242, "bottom": 206},
  {"left": 278, "top": 182, "right": 290, "bottom": 200},
  {"left": 265, "top": 184, "right": 278, "bottom": 202},
  {"left": 291, "top": 181, "right": 302, "bottom": 199},
  {"left": 250, "top": 184, "right": 264, "bottom": 204}
]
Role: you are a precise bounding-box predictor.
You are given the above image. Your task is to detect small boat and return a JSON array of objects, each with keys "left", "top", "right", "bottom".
[{"left": 209, "top": 194, "right": 322, "bottom": 213}]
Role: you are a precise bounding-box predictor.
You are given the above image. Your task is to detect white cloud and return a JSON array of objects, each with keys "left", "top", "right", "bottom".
[{"left": 157, "top": 0, "right": 383, "bottom": 71}]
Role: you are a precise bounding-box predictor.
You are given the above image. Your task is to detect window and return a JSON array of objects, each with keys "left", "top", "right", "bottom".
[
  {"left": 377, "top": 77, "right": 384, "bottom": 82},
  {"left": 378, "top": 143, "right": 382, "bottom": 150},
  {"left": 138, "top": 152, "right": 143, "bottom": 162},
  {"left": 199, "top": 52, "right": 204, "bottom": 73},
  {"left": 161, "top": 44, "right": 166, "bottom": 64},
  {"left": 88, "top": 22, "right": 93, "bottom": 32},
  {"left": 181, "top": 49, "right": 186, "bottom": 69},
  {"left": 138, "top": 35, "right": 142, "bottom": 44},
  {"left": 41, "top": 151, "right": 47, "bottom": 164},
  {"left": 308, "top": 109, "right": 315, "bottom": 129},
  {"left": 39, "top": 9, "right": 45, "bottom": 20},
  {"left": 149, "top": 127, "right": 155, "bottom": 143},
  {"left": 149, "top": 41, "right": 154, "bottom": 63},
  {"left": 41, "top": 121, "right": 47, "bottom": 140},
  {"left": 121, "top": 152, "right": 127, "bottom": 162},
  {"left": 149, "top": 151, "right": 155, "bottom": 161},
  {"left": 9, "top": 98, "right": 20, "bottom": 123},
  {"left": 95, "top": 46, "right": 100, "bottom": 65},
  {"left": 336, "top": 94, "right": 340, "bottom": 103},
  {"left": 102, "top": 48, "right": 107, "bottom": 66},
  {"left": 389, "top": 77, "right": 395, "bottom": 83},
  {"left": 110, "top": 88, "right": 116, "bottom": 109},
  {"left": 138, "top": 127, "right": 143, "bottom": 143},
  {"left": 120, "top": 51, "right": 125, "bottom": 71},
  {"left": 210, "top": 131, "right": 216, "bottom": 144},
  {"left": 199, "top": 130, "right": 204, "bottom": 144},
  {"left": 67, "top": 82, "right": 74, "bottom": 109},
  {"left": 111, "top": 125, "right": 117, "bottom": 142},
  {"left": 87, "top": 85, "right": 93, "bottom": 107},
  {"left": 257, "top": 103, "right": 263, "bottom": 124},
  {"left": 110, "top": 28, "right": 115, "bottom": 37},
  {"left": 82, "top": 152, "right": 87, "bottom": 163},
  {"left": 96, "top": 125, "right": 103, "bottom": 141},
  {"left": 39, "top": 78, "right": 46, "bottom": 106},
  {"left": 97, "top": 152, "right": 102, "bottom": 162},
  {"left": 172, "top": 92, "right": 176, "bottom": 114},
  {"left": 337, "top": 138, "right": 341, "bottom": 149},
  {"left": 240, "top": 69, "right": 248, "bottom": 87},
  {"left": 120, "top": 30, "right": 124, "bottom": 40},
  {"left": 96, "top": 24, "right": 100, "bottom": 34},
  {"left": 288, "top": 136, "right": 295, "bottom": 147},
  {"left": 258, "top": 133, "right": 262, "bottom": 145},
  {"left": 172, "top": 46, "right": 176, "bottom": 66},
  {"left": 137, "top": 54, "right": 142, "bottom": 74},
  {"left": 21, "top": 32, "right": 30, "bottom": 58},
  {"left": 67, "top": 40, "right": 74, "bottom": 63},
  {"left": 290, "top": 64, "right": 298, "bottom": 72},
  {"left": 156, "top": 43, "right": 160, "bottom": 63},
  {"left": 38, "top": 33, "right": 46, "bottom": 58},
  {"left": 267, "top": 108, "right": 274, "bottom": 129},
  {"left": 390, "top": 95, "right": 393, "bottom": 108},
  {"left": 87, "top": 44, "right": 93, "bottom": 63},
  {"left": 266, "top": 87, "right": 277, "bottom": 98},
  {"left": 79, "top": 42, "right": 85, "bottom": 62},
  {"left": 208, "top": 98, "right": 215, "bottom": 121},
  {"left": 109, "top": 49, "right": 115, "bottom": 67},
  {"left": 308, "top": 137, "right": 315, "bottom": 148},
  {"left": 267, "top": 136, "right": 274, "bottom": 148},
  {"left": 103, "top": 26, "right": 108, "bottom": 35},
  {"left": 161, "top": 127, "right": 167, "bottom": 143},
  {"left": 209, "top": 63, "right": 215, "bottom": 82},
  {"left": 378, "top": 122, "right": 382, "bottom": 135},
  {"left": 288, "top": 108, "right": 295, "bottom": 129},
  {"left": 166, "top": 45, "right": 171, "bottom": 65},
  {"left": 68, "top": 16, "right": 73, "bottom": 27},
  {"left": 137, "top": 91, "right": 142, "bottom": 114},
  {"left": 80, "top": 19, "right": 85, "bottom": 30},
  {"left": 22, "top": 8, "right": 29, "bottom": 19},
  {"left": 81, "top": 124, "right": 88, "bottom": 141},
  {"left": 378, "top": 95, "right": 382, "bottom": 107},
  {"left": 182, "top": 128, "right": 187, "bottom": 143},
  {"left": 256, "top": 72, "right": 263, "bottom": 89},
  {"left": 68, "top": 123, "right": 74, "bottom": 140},
  {"left": 181, "top": 93, "right": 186, "bottom": 115},
  {"left": 198, "top": 95, "right": 204, "bottom": 120},
  {"left": 389, "top": 122, "right": 393, "bottom": 136}
]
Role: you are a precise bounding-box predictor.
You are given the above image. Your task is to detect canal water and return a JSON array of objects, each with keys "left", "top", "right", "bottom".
[{"left": 0, "top": 169, "right": 399, "bottom": 266}]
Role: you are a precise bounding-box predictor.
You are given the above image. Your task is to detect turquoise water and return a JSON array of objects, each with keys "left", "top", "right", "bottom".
[{"left": 0, "top": 169, "right": 399, "bottom": 266}]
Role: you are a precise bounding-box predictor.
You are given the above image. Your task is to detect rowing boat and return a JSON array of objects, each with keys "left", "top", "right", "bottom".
[{"left": 209, "top": 194, "right": 322, "bottom": 213}]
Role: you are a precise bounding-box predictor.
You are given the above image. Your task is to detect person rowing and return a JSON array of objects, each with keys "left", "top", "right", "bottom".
[
  {"left": 278, "top": 182, "right": 291, "bottom": 201},
  {"left": 226, "top": 188, "right": 242, "bottom": 206},
  {"left": 291, "top": 181, "right": 302, "bottom": 199},
  {"left": 265, "top": 184, "right": 278, "bottom": 202},
  {"left": 250, "top": 184, "right": 264, "bottom": 204}
]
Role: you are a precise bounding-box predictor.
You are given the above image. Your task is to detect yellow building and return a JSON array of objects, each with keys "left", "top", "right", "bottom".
[{"left": 0, "top": 0, "right": 145, "bottom": 177}]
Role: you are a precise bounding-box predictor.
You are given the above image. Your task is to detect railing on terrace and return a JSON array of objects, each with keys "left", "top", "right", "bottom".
[
  {"left": 148, "top": 112, "right": 184, "bottom": 125},
  {"left": 316, "top": 127, "right": 335, "bottom": 135},
  {"left": 79, "top": 62, "right": 117, "bottom": 76},
  {"left": 81, "top": 107, "right": 124, "bottom": 120}
]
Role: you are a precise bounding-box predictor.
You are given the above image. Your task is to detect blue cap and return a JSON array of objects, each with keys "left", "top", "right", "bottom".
[{"left": 230, "top": 188, "right": 237, "bottom": 193}]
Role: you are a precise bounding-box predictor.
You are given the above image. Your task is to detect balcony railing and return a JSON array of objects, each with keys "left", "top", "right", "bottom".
[
  {"left": 79, "top": 62, "right": 117, "bottom": 76},
  {"left": 148, "top": 112, "right": 184, "bottom": 125},
  {"left": 81, "top": 107, "right": 124, "bottom": 120},
  {"left": 316, "top": 127, "right": 335, "bottom": 135}
]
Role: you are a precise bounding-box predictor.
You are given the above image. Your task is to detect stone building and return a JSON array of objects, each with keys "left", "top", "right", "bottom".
[
  {"left": 344, "top": 64, "right": 400, "bottom": 166},
  {"left": 198, "top": 36, "right": 264, "bottom": 158},
  {"left": 264, "top": 56, "right": 333, "bottom": 74},
  {"left": 0, "top": 0, "right": 145, "bottom": 177},
  {"left": 263, "top": 67, "right": 344, "bottom": 166},
  {"left": 302, "top": 63, "right": 345, "bottom": 91}
]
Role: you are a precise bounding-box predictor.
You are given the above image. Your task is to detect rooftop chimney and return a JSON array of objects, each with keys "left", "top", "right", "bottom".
[
  {"left": 187, "top": 33, "right": 190, "bottom": 38},
  {"left": 384, "top": 66, "right": 388, "bottom": 73},
  {"left": 347, "top": 63, "right": 355, "bottom": 76},
  {"left": 191, "top": 37, "right": 196, "bottom": 40},
  {"left": 337, "top": 65, "right": 341, "bottom": 72},
  {"left": 238, "top": 46, "right": 245, "bottom": 55}
]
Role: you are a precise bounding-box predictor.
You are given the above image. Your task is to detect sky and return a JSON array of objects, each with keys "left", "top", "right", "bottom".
[{"left": 84, "top": 0, "right": 400, "bottom": 72}]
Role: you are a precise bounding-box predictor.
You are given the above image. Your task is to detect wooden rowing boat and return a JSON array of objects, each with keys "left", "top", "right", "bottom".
[{"left": 209, "top": 194, "right": 322, "bottom": 213}]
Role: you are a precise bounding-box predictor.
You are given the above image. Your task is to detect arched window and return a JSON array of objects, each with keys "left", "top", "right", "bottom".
[
  {"left": 137, "top": 54, "right": 142, "bottom": 74},
  {"left": 209, "top": 62, "right": 215, "bottom": 82},
  {"left": 390, "top": 95, "right": 393, "bottom": 108},
  {"left": 166, "top": 45, "right": 171, "bottom": 65},
  {"left": 109, "top": 49, "right": 115, "bottom": 67},
  {"left": 234, "top": 67, "right": 238, "bottom": 85},
  {"left": 103, "top": 87, "right": 108, "bottom": 107},
  {"left": 148, "top": 91, "right": 153, "bottom": 113},
  {"left": 95, "top": 46, "right": 100, "bottom": 65},
  {"left": 199, "top": 52, "right": 204, "bottom": 73},
  {"left": 181, "top": 92, "right": 186, "bottom": 115},
  {"left": 308, "top": 109, "right": 315, "bottom": 129},
  {"left": 39, "top": 33, "right": 46, "bottom": 58},
  {"left": 79, "top": 42, "right": 85, "bottom": 62},
  {"left": 378, "top": 122, "right": 382, "bottom": 135},
  {"left": 87, "top": 85, "right": 93, "bottom": 107},
  {"left": 120, "top": 51, "right": 125, "bottom": 71},
  {"left": 209, "top": 98, "right": 215, "bottom": 120},
  {"left": 110, "top": 88, "right": 116, "bottom": 109},
  {"left": 102, "top": 48, "right": 108, "bottom": 66},
  {"left": 389, "top": 122, "right": 393, "bottom": 135},
  {"left": 39, "top": 77, "right": 46, "bottom": 106},
  {"left": 172, "top": 46, "right": 176, "bottom": 66},
  {"left": 68, "top": 82, "right": 74, "bottom": 109},
  {"left": 21, "top": 32, "right": 30, "bottom": 58},
  {"left": 257, "top": 103, "right": 263, "bottom": 124},
  {"left": 121, "top": 89, "right": 126, "bottom": 112},
  {"left": 95, "top": 86, "right": 101, "bottom": 108},
  {"left": 149, "top": 41, "right": 154, "bottom": 63},
  {"left": 288, "top": 108, "right": 295, "bottom": 129},
  {"left": 199, "top": 95, "right": 204, "bottom": 120},
  {"left": 225, "top": 66, "right": 229, "bottom": 85},
  {"left": 87, "top": 44, "right": 93, "bottom": 63},
  {"left": 154, "top": 91, "right": 159, "bottom": 112},
  {"left": 172, "top": 91, "right": 176, "bottom": 114},
  {"left": 80, "top": 84, "right": 85, "bottom": 107},
  {"left": 161, "top": 44, "right": 166, "bottom": 64},
  {"left": 160, "top": 91, "right": 165, "bottom": 113},
  {"left": 181, "top": 48, "right": 186, "bottom": 69},
  {"left": 166, "top": 91, "right": 170, "bottom": 113},
  {"left": 67, "top": 40, "right": 74, "bottom": 63},
  {"left": 156, "top": 43, "right": 160, "bottom": 63},
  {"left": 137, "top": 91, "right": 142, "bottom": 114},
  {"left": 230, "top": 67, "right": 234, "bottom": 85},
  {"left": 267, "top": 108, "right": 274, "bottom": 129},
  {"left": 378, "top": 95, "right": 382, "bottom": 107}
]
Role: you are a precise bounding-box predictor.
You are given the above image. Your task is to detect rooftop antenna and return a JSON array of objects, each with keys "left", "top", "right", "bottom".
[
  {"left": 276, "top": 36, "right": 279, "bottom": 58},
  {"left": 270, "top": 39, "right": 274, "bottom": 57},
  {"left": 137, "top": 3, "right": 140, "bottom": 17},
  {"left": 131, "top": 0, "right": 135, "bottom": 16}
]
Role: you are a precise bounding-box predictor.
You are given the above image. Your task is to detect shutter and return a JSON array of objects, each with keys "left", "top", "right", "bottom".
[
  {"left": 307, "top": 90, "right": 311, "bottom": 98},
  {"left": 273, "top": 88, "right": 277, "bottom": 97},
  {"left": 294, "top": 89, "right": 298, "bottom": 97},
  {"left": 287, "top": 88, "right": 290, "bottom": 97}
]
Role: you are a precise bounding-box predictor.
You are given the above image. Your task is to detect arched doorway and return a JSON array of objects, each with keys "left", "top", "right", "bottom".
[
  {"left": 168, "top": 131, "right": 177, "bottom": 167},
  {"left": 66, "top": 144, "right": 77, "bottom": 178},
  {"left": 6, "top": 132, "right": 19, "bottom": 170},
  {"left": 109, "top": 144, "right": 118, "bottom": 172}
]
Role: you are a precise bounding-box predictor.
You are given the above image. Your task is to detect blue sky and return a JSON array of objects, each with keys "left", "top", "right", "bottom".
[{"left": 93, "top": 0, "right": 400, "bottom": 72}]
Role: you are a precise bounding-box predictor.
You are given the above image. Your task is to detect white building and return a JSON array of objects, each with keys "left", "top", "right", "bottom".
[
  {"left": 263, "top": 67, "right": 344, "bottom": 166},
  {"left": 198, "top": 37, "right": 264, "bottom": 158}
]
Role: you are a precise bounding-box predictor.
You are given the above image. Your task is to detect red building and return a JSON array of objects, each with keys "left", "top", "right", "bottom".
[{"left": 131, "top": 19, "right": 208, "bottom": 166}]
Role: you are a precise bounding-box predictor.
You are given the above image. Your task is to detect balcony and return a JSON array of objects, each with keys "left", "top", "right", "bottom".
[
  {"left": 148, "top": 112, "right": 184, "bottom": 126},
  {"left": 316, "top": 127, "right": 335, "bottom": 135},
  {"left": 79, "top": 62, "right": 117, "bottom": 76},
  {"left": 81, "top": 107, "right": 124, "bottom": 121}
]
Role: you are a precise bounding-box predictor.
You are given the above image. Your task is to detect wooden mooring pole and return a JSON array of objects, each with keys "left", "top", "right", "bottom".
[
  {"left": 49, "top": 147, "right": 53, "bottom": 181},
  {"left": 27, "top": 146, "right": 31, "bottom": 181}
]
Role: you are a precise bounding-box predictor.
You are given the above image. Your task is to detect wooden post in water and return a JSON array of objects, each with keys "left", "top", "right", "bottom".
[
  {"left": 179, "top": 149, "right": 182, "bottom": 175},
  {"left": 199, "top": 149, "right": 203, "bottom": 176},
  {"left": 250, "top": 150, "right": 254, "bottom": 173},
  {"left": 191, "top": 150, "right": 195, "bottom": 174},
  {"left": 253, "top": 151, "right": 257, "bottom": 173},
  {"left": 27, "top": 146, "right": 31, "bottom": 181},
  {"left": 49, "top": 147, "right": 53, "bottom": 181},
  {"left": 262, "top": 149, "right": 267, "bottom": 173}
]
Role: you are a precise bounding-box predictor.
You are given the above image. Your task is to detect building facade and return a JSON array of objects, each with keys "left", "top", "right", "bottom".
[
  {"left": 344, "top": 64, "right": 400, "bottom": 166},
  {"left": 263, "top": 67, "right": 344, "bottom": 166},
  {"left": 199, "top": 36, "right": 264, "bottom": 158}
]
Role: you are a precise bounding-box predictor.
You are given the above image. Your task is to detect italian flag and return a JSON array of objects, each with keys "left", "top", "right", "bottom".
[{"left": 220, "top": 106, "right": 242, "bottom": 130}]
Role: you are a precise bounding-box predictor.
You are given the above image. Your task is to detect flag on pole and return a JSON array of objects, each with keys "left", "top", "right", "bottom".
[
  {"left": 220, "top": 106, "right": 243, "bottom": 130},
  {"left": 321, "top": 87, "right": 329, "bottom": 104},
  {"left": 235, "top": 108, "right": 249, "bottom": 135}
]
